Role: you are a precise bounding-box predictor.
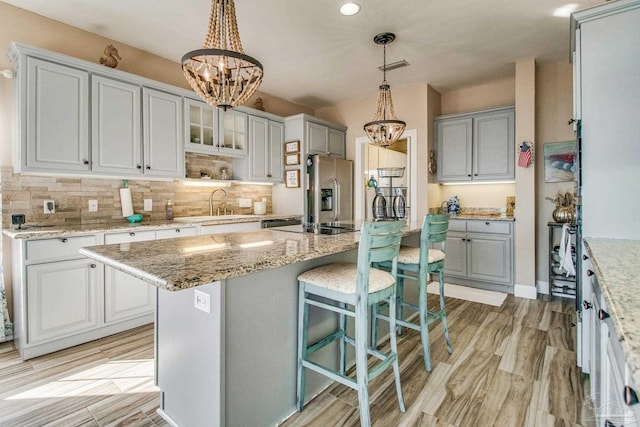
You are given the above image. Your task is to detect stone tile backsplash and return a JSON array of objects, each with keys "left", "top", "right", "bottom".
[{"left": 1, "top": 153, "right": 272, "bottom": 226}]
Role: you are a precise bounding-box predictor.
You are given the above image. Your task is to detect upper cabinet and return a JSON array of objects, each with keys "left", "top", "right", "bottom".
[
  {"left": 306, "top": 121, "right": 346, "bottom": 158},
  {"left": 185, "top": 98, "right": 218, "bottom": 154},
  {"left": 23, "top": 57, "right": 90, "bottom": 172},
  {"left": 219, "top": 109, "right": 248, "bottom": 157},
  {"left": 435, "top": 106, "right": 515, "bottom": 183},
  {"left": 233, "top": 109, "right": 284, "bottom": 182},
  {"left": 10, "top": 42, "right": 185, "bottom": 179}
]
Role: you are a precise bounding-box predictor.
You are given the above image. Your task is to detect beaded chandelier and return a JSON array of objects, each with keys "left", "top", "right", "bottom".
[
  {"left": 182, "top": 0, "right": 263, "bottom": 111},
  {"left": 364, "top": 33, "right": 406, "bottom": 147}
]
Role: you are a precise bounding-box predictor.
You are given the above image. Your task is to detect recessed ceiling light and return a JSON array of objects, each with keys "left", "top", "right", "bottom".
[
  {"left": 553, "top": 3, "right": 579, "bottom": 17},
  {"left": 340, "top": 2, "right": 361, "bottom": 16}
]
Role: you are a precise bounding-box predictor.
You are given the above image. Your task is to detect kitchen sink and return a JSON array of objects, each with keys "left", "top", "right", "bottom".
[{"left": 174, "top": 215, "right": 258, "bottom": 223}]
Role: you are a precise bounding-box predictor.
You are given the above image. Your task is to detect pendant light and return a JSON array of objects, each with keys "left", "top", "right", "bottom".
[
  {"left": 364, "top": 32, "right": 406, "bottom": 147},
  {"left": 182, "top": 0, "right": 263, "bottom": 111}
]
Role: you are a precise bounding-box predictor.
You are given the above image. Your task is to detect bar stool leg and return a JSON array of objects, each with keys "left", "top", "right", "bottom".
[
  {"left": 439, "top": 269, "right": 453, "bottom": 354},
  {"left": 418, "top": 271, "right": 432, "bottom": 371},
  {"left": 388, "top": 290, "right": 406, "bottom": 412},
  {"left": 355, "top": 305, "right": 371, "bottom": 426},
  {"left": 296, "top": 287, "right": 309, "bottom": 411},
  {"left": 339, "top": 302, "right": 347, "bottom": 375}
]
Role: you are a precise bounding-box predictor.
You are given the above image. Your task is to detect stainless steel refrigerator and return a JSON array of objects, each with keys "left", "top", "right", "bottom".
[{"left": 307, "top": 155, "right": 353, "bottom": 226}]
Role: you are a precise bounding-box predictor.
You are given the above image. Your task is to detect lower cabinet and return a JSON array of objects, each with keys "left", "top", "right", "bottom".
[
  {"left": 104, "top": 267, "right": 156, "bottom": 324},
  {"left": 443, "top": 219, "right": 514, "bottom": 292},
  {"left": 26, "top": 258, "right": 100, "bottom": 343}
]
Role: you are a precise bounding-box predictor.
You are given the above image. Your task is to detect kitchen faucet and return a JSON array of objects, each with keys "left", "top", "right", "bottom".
[{"left": 209, "top": 188, "right": 227, "bottom": 216}]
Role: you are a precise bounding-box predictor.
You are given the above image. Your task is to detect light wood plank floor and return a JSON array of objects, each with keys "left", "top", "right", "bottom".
[{"left": 0, "top": 295, "right": 593, "bottom": 426}]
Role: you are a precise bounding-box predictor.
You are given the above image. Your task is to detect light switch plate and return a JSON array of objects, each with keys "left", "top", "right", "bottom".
[
  {"left": 194, "top": 290, "right": 211, "bottom": 313},
  {"left": 88, "top": 199, "right": 98, "bottom": 212},
  {"left": 143, "top": 199, "right": 153, "bottom": 211},
  {"left": 238, "top": 198, "right": 252, "bottom": 208}
]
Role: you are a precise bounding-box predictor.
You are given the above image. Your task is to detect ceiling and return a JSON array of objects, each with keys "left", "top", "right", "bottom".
[{"left": 2, "top": 0, "right": 602, "bottom": 110}]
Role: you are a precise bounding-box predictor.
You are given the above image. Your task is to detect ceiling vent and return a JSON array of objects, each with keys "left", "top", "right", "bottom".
[{"left": 378, "top": 59, "right": 410, "bottom": 72}]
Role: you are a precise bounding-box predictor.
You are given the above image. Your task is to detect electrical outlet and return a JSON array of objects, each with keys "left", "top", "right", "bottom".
[
  {"left": 238, "top": 198, "right": 252, "bottom": 208},
  {"left": 88, "top": 199, "right": 98, "bottom": 212},
  {"left": 44, "top": 200, "right": 55, "bottom": 214},
  {"left": 194, "top": 290, "right": 210, "bottom": 313},
  {"left": 143, "top": 199, "right": 153, "bottom": 211}
]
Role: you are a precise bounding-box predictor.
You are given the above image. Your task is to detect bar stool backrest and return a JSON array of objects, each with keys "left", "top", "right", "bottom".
[
  {"left": 420, "top": 214, "right": 450, "bottom": 271},
  {"left": 357, "top": 220, "right": 404, "bottom": 296}
]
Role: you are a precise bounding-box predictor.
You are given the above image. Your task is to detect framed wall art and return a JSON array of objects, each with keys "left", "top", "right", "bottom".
[
  {"left": 544, "top": 141, "right": 576, "bottom": 182},
  {"left": 285, "top": 140, "right": 300, "bottom": 154},
  {"left": 284, "top": 152, "right": 301, "bottom": 166},
  {"left": 285, "top": 169, "right": 300, "bottom": 188}
]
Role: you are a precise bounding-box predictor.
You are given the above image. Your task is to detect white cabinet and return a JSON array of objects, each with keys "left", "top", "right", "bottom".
[
  {"left": 185, "top": 98, "right": 218, "bottom": 154},
  {"left": 27, "top": 258, "right": 100, "bottom": 344},
  {"left": 23, "top": 57, "right": 90, "bottom": 172},
  {"left": 219, "top": 109, "right": 248, "bottom": 157},
  {"left": 104, "top": 266, "right": 155, "bottom": 324},
  {"left": 234, "top": 115, "right": 283, "bottom": 182},
  {"left": 10, "top": 42, "right": 185, "bottom": 179},
  {"left": 443, "top": 219, "right": 514, "bottom": 292},
  {"left": 142, "top": 88, "right": 184, "bottom": 178},
  {"left": 306, "top": 121, "right": 346, "bottom": 158},
  {"left": 435, "top": 106, "right": 514, "bottom": 183},
  {"left": 91, "top": 75, "right": 142, "bottom": 174}
]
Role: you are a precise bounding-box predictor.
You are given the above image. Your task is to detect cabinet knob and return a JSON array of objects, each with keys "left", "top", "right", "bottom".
[
  {"left": 467, "top": 174, "right": 472, "bottom": 177},
  {"left": 625, "top": 385, "right": 639, "bottom": 406},
  {"left": 583, "top": 254, "right": 589, "bottom": 260},
  {"left": 474, "top": 173, "right": 478, "bottom": 176},
  {"left": 485, "top": 221, "right": 490, "bottom": 225},
  {"left": 598, "top": 309, "right": 610, "bottom": 320},
  {"left": 467, "top": 239, "right": 472, "bottom": 242},
  {"left": 129, "top": 232, "right": 135, "bottom": 236},
  {"left": 583, "top": 300, "right": 593, "bottom": 310},
  {"left": 587, "top": 270, "right": 595, "bottom": 276},
  {"left": 60, "top": 238, "right": 68, "bottom": 243},
  {"left": 136, "top": 165, "right": 142, "bottom": 169},
  {"left": 83, "top": 160, "right": 89, "bottom": 165},
  {"left": 90, "top": 263, "right": 96, "bottom": 268},
  {"left": 175, "top": 228, "right": 180, "bottom": 233},
  {"left": 146, "top": 165, "right": 151, "bottom": 170}
]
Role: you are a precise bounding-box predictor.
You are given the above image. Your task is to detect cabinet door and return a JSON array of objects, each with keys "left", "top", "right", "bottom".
[
  {"left": 27, "top": 259, "right": 100, "bottom": 344},
  {"left": 436, "top": 118, "right": 472, "bottom": 182},
  {"left": 328, "top": 128, "right": 346, "bottom": 158},
  {"left": 91, "top": 75, "right": 142, "bottom": 175},
  {"left": 104, "top": 266, "right": 155, "bottom": 324},
  {"left": 268, "top": 120, "right": 284, "bottom": 181},
  {"left": 185, "top": 98, "right": 218, "bottom": 154},
  {"left": 26, "top": 57, "right": 90, "bottom": 172},
  {"left": 307, "top": 122, "right": 329, "bottom": 155},
  {"left": 143, "top": 88, "right": 184, "bottom": 177},
  {"left": 466, "top": 234, "right": 512, "bottom": 284},
  {"left": 249, "top": 115, "right": 269, "bottom": 180},
  {"left": 473, "top": 110, "right": 515, "bottom": 180},
  {"left": 220, "top": 109, "right": 248, "bottom": 157},
  {"left": 443, "top": 233, "right": 467, "bottom": 277}
]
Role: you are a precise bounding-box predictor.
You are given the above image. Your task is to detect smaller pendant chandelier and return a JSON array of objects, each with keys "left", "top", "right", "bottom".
[
  {"left": 364, "top": 32, "right": 406, "bottom": 147},
  {"left": 182, "top": 0, "right": 263, "bottom": 111}
]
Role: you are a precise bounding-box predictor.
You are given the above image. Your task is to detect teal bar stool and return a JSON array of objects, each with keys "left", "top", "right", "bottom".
[
  {"left": 373, "top": 213, "right": 452, "bottom": 372},
  {"left": 296, "top": 220, "right": 405, "bottom": 426}
]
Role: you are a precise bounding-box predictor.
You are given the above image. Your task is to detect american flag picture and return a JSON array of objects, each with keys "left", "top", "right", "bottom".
[{"left": 518, "top": 143, "right": 532, "bottom": 168}]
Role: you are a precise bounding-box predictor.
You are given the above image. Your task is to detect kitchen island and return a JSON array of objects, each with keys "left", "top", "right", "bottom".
[{"left": 80, "top": 223, "right": 421, "bottom": 427}]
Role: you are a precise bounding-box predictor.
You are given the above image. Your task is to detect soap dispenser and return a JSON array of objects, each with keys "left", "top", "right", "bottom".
[{"left": 165, "top": 200, "right": 173, "bottom": 220}]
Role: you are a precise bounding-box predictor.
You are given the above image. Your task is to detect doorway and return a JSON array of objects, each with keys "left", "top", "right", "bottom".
[{"left": 354, "top": 129, "right": 418, "bottom": 223}]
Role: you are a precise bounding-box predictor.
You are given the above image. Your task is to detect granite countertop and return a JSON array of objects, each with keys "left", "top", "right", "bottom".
[
  {"left": 583, "top": 238, "right": 640, "bottom": 387},
  {"left": 2, "top": 214, "right": 302, "bottom": 239},
  {"left": 79, "top": 222, "right": 421, "bottom": 292}
]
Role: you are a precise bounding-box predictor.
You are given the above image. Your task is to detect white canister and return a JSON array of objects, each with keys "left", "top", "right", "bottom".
[{"left": 253, "top": 201, "right": 266, "bottom": 215}]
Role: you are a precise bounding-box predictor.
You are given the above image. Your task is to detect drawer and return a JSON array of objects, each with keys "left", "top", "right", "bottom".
[
  {"left": 104, "top": 230, "right": 156, "bottom": 244},
  {"left": 155, "top": 226, "right": 197, "bottom": 239},
  {"left": 467, "top": 220, "right": 511, "bottom": 235},
  {"left": 26, "top": 235, "right": 98, "bottom": 262},
  {"left": 448, "top": 220, "right": 467, "bottom": 232}
]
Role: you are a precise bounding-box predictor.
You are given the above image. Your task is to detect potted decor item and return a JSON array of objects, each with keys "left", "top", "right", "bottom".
[{"left": 546, "top": 191, "right": 575, "bottom": 223}]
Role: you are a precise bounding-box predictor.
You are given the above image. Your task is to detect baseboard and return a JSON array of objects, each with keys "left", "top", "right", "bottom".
[
  {"left": 537, "top": 280, "right": 550, "bottom": 295},
  {"left": 514, "top": 284, "right": 537, "bottom": 299}
]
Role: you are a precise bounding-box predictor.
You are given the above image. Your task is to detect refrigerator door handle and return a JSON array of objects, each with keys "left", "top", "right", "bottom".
[{"left": 332, "top": 177, "right": 340, "bottom": 221}]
